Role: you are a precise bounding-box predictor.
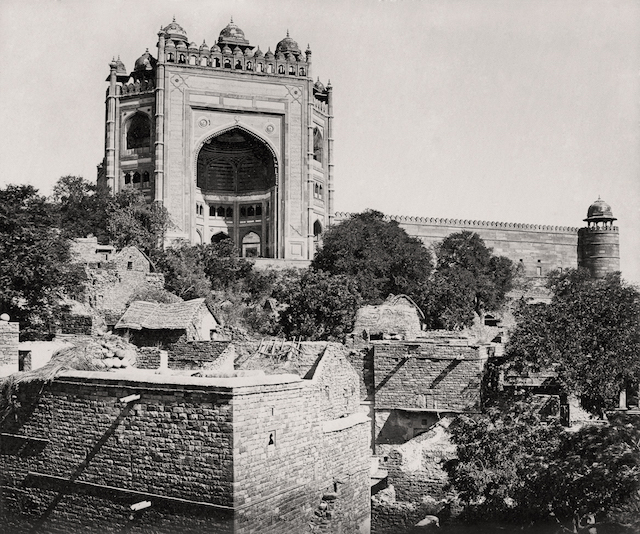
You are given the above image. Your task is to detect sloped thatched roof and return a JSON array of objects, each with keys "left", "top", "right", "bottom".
[{"left": 114, "top": 298, "right": 212, "bottom": 331}]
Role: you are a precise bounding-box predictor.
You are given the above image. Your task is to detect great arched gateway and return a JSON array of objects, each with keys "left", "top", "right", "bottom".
[
  {"left": 197, "top": 128, "right": 277, "bottom": 257},
  {"left": 101, "top": 18, "right": 333, "bottom": 260}
]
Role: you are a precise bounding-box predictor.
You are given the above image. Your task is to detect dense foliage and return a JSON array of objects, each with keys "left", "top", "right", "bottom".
[
  {"left": 445, "top": 401, "right": 640, "bottom": 530},
  {"left": 273, "top": 269, "right": 362, "bottom": 341},
  {"left": 0, "top": 185, "right": 85, "bottom": 339},
  {"left": 420, "top": 231, "right": 515, "bottom": 329},
  {"left": 312, "top": 210, "right": 433, "bottom": 303},
  {"left": 506, "top": 269, "right": 640, "bottom": 415}
]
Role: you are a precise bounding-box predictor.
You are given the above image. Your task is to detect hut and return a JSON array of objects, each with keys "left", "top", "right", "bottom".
[
  {"left": 353, "top": 294, "right": 424, "bottom": 341},
  {"left": 114, "top": 298, "right": 219, "bottom": 347}
]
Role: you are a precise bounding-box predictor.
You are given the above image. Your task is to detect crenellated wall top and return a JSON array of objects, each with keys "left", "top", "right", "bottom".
[{"left": 333, "top": 212, "right": 580, "bottom": 233}]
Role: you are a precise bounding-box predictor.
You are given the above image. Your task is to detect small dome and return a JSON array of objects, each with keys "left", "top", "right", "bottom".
[
  {"left": 200, "top": 40, "right": 209, "bottom": 52},
  {"left": 253, "top": 46, "right": 264, "bottom": 58},
  {"left": 233, "top": 45, "right": 243, "bottom": 56},
  {"left": 585, "top": 197, "right": 616, "bottom": 222},
  {"left": 275, "top": 31, "right": 300, "bottom": 56},
  {"left": 162, "top": 17, "right": 188, "bottom": 43},
  {"left": 114, "top": 56, "right": 127, "bottom": 76},
  {"left": 218, "top": 18, "right": 250, "bottom": 47},
  {"left": 189, "top": 42, "right": 198, "bottom": 50},
  {"left": 265, "top": 48, "right": 274, "bottom": 60},
  {"left": 211, "top": 44, "right": 221, "bottom": 53},
  {"left": 222, "top": 44, "right": 232, "bottom": 55},
  {"left": 314, "top": 78, "right": 326, "bottom": 92},
  {"left": 134, "top": 49, "right": 156, "bottom": 72},
  {"left": 176, "top": 41, "right": 187, "bottom": 49}
]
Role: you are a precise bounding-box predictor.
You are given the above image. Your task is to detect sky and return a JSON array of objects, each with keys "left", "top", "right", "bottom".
[{"left": 1, "top": 0, "right": 638, "bottom": 282}]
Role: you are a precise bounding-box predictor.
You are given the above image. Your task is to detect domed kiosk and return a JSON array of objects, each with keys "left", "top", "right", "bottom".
[{"left": 578, "top": 198, "right": 620, "bottom": 278}]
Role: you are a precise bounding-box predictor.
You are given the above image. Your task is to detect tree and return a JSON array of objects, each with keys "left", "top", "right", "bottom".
[
  {"left": 0, "top": 185, "right": 85, "bottom": 340},
  {"left": 444, "top": 402, "right": 640, "bottom": 530},
  {"left": 50, "top": 175, "right": 111, "bottom": 242},
  {"left": 198, "top": 240, "right": 253, "bottom": 291},
  {"left": 312, "top": 210, "right": 433, "bottom": 303},
  {"left": 420, "top": 231, "right": 515, "bottom": 329},
  {"left": 107, "top": 190, "right": 171, "bottom": 254},
  {"left": 273, "top": 269, "right": 362, "bottom": 341},
  {"left": 506, "top": 269, "right": 640, "bottom": 415},
  {"left": 151, "top": 244, "right": 211, "bottom": 301}
]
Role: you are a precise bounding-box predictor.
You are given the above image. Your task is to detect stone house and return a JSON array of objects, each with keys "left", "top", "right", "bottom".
[
  {"left": 0, "top": 342, "right": 370, "bottom": 533},
  {"left": 114, "top": 298, "right": 218, "bottom": 347},
  {"left": 353, "top": 295, "right": 424, "bottom": 341}
]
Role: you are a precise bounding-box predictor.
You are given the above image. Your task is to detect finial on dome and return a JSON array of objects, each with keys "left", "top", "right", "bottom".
[
  {"left": 173, "top": 15, "right": 176, "bottom": 22},
  {"left": 286, "top": 29, "right": 290, "bottom": 37},
  {"left": 230, "top": 16, "right": 234, "bottom": 23}
]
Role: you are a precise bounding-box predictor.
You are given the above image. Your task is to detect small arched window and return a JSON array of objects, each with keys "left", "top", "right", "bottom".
[
  {"left": 247, "top": 205, "right": 255, "bottom": 217},
  {"left": 267, "top": 63, "right": 273, "bottom": 73},
  {"left": 133, "top": 172, "right": 141, "bottom": 184},
  {"left": 277, "top": 65, "right": 285, "bottom": 74},
  {"left": 200, "top": 57, "right": 208, "bottom": 66},
  {"left": 257, "top": 62, "right": 264, "bottom": 72},
  {"left": 240, "top": 206, "right": 247, "bottom": 218},
  {"left": 212, "top": 232, "right": 230, "bottom": 244},
  {"left": 179, "top": 54, "right": 186, "bottom": 64},
  {"left": 217, "top": 206, "right": 225, "bottom": 217},
  {"left": 246, "top": 61, "right": 253, "bottom": 71},
  {"left": 299, "top": 67, "right": 305, "bottom": 76},
  {"left": 209, "top": 205, "right": 216, "bottom": 217},
  {"left": 127, "top": 113, "right": 151, "bottom": 150},
  {"left": 313, "top": 220, "right": 323, "bottom": 237},
  {"left": 142, "top": 171, "right": 150, "bottom": 183},
  {"left": 256, "top": 204, "right": 262, "bottom": 216},
  {"left": 213, "top": 57, "right": 221, "bottom": 67},
  {"left": 224, "top": 59, "right": 231, "bottom": 69},
  {"left": 189, "top": 56, "right": 196, "bottom": 65},
  {"left": 235, "top": 60, "right": 243, "bottom": 70},
  {"left": 313, "top": 127, "right": 323, "bottom": 162},
  {"left": 124, "top": 172, "right": 131, "bottom": 184},
  {"left": 226, "top": 207, "right": 233, "bottom": 218},
  {"left": 167, "top": 52, "right": 174, "bottom": 62}
]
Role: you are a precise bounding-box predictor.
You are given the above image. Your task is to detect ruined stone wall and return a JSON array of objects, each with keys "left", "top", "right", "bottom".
[
  {"left": 0, "top": 320, "right": 19, "bottom": 376},
  {"left": 165, "top": 340, "right": 231, "bottom": 370},
  {"left": 372, "top": 341, "right": 486, "bottom": 412}
]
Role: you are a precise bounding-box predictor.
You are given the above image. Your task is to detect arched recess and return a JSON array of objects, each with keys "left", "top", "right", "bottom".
[
  {"left": 195, "top": 126, "right": 279, "bottom": 258},
  {"left": 313, "top": 127, "right": 323, "bottom": 163},
  {"left": 211, "top": 232, "right": 230, "bottom": 244},
  {"left": 126, "top": 113, "right": 151, "bottom": 150},
  {"left": 241, "top": 232, "right": 260, "bottom": 257}
]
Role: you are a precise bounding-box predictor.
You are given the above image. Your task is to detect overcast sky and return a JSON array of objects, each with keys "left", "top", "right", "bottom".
[{"left": 1, "top": 0, "right": 638, "bottom": 282}]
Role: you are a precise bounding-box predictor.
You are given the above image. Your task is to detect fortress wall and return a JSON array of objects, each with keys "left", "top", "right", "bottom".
[{"left": 334, "top": 213, "right": 580, "bottom": 277}]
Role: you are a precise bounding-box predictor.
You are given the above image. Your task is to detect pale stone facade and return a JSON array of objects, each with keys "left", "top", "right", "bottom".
[{"left": 100, "top": 18, "right": 332, "bottom": 260}]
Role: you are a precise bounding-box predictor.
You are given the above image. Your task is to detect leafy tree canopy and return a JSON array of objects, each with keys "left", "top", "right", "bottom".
[
  {"left": 273, "top": 269, "right": 362, "bottom": 341},
  {"left": 0, "top": 185, "right": 85, "bottom": 340},
  {"left": 311, "top": 210, "right": 433, "bottom": 303},
  {"left": 420, "top": 231, "right": 515, "bottom": 329},
  {"left": 445, "top": 401, "right": 640, "bottom": 530},
  {"left": 51, "top": 175, "right": 111, "bottom": 243},
  {"left": 506, "top": 269, "right": 640, "bottom": 414},
  {"left": 107, "top": 190, "right": 171, "bottom": 254}
]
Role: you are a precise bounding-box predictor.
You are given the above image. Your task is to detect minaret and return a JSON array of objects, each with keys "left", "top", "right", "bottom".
[{"left": 577, "top": 198, "right": 620, "bottom": 278}]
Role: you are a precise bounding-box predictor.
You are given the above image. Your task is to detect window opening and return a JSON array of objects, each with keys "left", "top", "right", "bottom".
[
  {"left": 289, "top": 65, "right": 295, "bottom": 75},
  {"left": 133, "top": 172, "right": 141, "bottom": 184},
  {"left": 313, "top": 127, "right": 323, "bottom": 162},
  {"left": 127, "top": 114, "right": 151, "bottom": 150},
  {"left": 224, "top": 59, "right": 231, "bottom": 68},
  {"left": 213, "top": 57, "right": 220, "bottom": 67},
  {"left": 267, "top": 63, "right": 273, "bottom": 73},
  {"left": 299, "top": 67, "right": 305, "bottom": 76},
  {"left": 179, "top": 54, "right": 186, "bottom": 64},
  {"left": 235, "top": 60, "right": 242, "bottom": 69},
  {"left": 226, "top": 207, "right": 233, "bottom": 218},
  {"left": 189, "top": 56, "right": 196, "bottom": 65},
  {"left": 124, "top": 172, "right": 131, "bottom": 184},
  {"left": 217, "top": 206, "right": 225, "bottom": 217},
  {"left": 142, "top": 171, "right": 150, "bottom": 183},
  {"left": 127, "top": 261, "right": 133, "bottom": 270},
  {"left": 246, "top": 61, "right": 253, "bottom": 71},
  {"left": 210, "top": 205, "right": 216, "bottom": 217},
  {"left": 277, "top": 65, "right": 285, "bottom": 74}
]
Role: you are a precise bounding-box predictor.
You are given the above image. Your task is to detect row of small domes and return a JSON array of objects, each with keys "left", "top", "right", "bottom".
[{"left": 161, "top": 17, "right": 308, "bottom": 58}]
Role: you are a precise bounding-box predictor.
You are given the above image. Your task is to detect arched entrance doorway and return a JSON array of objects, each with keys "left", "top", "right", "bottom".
[{"left": 197, "top": 127, "right": 277, "bottom": 257}]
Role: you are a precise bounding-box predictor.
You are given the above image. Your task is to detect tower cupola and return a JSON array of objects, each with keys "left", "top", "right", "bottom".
[
  {"left": 275, "top": 30, "right": 301, "bottom": 58},
  {"left": 218, "top": 18, "right": 250, "bottom": 48},
  {"left": 162, "top": 17, "right": 188, "bottom": 45},
  {"left": 584, "top": 197, "right": 616, "bottom": 226},
  {"left": 134, "top": 49, "right": 156, "bottom": 72}
]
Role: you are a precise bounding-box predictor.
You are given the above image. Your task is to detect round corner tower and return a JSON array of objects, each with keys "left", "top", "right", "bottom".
[{"left": 577, "top": 198, "right": 620, "bottom": 278}]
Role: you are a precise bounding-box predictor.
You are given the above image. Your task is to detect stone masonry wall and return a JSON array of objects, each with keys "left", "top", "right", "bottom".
[
  {"left": 372, "top": 341, "right": 486, "bottom": 412},
  {"left": 0, "top": 353, "right": 371, "bottom": 533},
  {"left": 0, "top": 320, "right": 19, "bottom": 377},
  {"left": 0, "top": 373, "right": 235, "bottom": 533}
]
